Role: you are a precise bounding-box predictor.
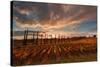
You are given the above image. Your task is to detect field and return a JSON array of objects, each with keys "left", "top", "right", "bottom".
[{"left": 11, "top": 37, "right": 97, "bottom": 66}]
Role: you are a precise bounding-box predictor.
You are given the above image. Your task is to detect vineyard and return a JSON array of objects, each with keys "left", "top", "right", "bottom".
[{"left": 12, "top": 36, "right": 97, "bottom": 66}]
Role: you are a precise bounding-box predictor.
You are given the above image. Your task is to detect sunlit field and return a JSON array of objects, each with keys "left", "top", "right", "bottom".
[{"left": 12, "top": 37, "right": 97, "bottom": 66}]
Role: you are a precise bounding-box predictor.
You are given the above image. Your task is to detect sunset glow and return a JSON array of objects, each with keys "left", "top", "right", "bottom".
[{"left": 12, "top": 1, "right": 97, "bottom": 39}]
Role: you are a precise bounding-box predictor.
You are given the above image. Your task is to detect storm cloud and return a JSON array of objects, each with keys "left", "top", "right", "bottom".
[{"left": 12, "top": 1, "right": 97, "bottom": 33}]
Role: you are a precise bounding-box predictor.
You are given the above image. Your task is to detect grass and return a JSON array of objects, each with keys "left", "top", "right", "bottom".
[{"left": 11, "top": 37, "right": 97, "bottom": 66}]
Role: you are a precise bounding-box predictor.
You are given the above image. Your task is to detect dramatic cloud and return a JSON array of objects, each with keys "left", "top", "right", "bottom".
[{"left": 12, "top": 1, "right": 97, "bottom": 35}]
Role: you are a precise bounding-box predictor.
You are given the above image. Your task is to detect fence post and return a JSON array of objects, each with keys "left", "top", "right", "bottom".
[
  {"left": 23, "top": 30, "right": 26, "bottom": 45},
  {"left": 58, "top": 34, "right": 61, "bottom": 44},
  {"left": 63, "top": 35, "right": 65, "bottom": 44},
  {"left": 36, "top": 31, "right": 39, "bottom": 45},
  {"left": 41, "top": 34, "right": 43, "bottom": 45},
  {"left": 50, "top": 34, "right": 52, "bottom": 45},
  {"left": 23, "top": 29, "right": 28, "bottom": 45},
  {"left": 47, "top": 34, "right": 48, "bottom": 45},
  {"left": 32, "top": 32, "right": 35, "bottom": 44},
  {"left": 44, "top": 33, "right": 46, "bottom": 45},
  {"left": 55, "top": 34, "right": 56, "bottom": 45}
]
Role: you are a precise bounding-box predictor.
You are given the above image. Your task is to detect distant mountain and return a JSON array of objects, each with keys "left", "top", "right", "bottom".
[
  {"left": 12, "top": 31, "right": 25, "bottom": 36},
  {"left": 12, "top": 30, "right": 43, "bottom": 36}
]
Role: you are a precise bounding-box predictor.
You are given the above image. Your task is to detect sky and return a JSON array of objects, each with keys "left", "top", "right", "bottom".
[{"left": 12, "top": 1, "right": 97, "bottom": 37}]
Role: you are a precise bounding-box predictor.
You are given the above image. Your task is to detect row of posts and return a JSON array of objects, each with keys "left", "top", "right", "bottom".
[{"left": 23, "top": 29, "right": 67, "bottom": 45}]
